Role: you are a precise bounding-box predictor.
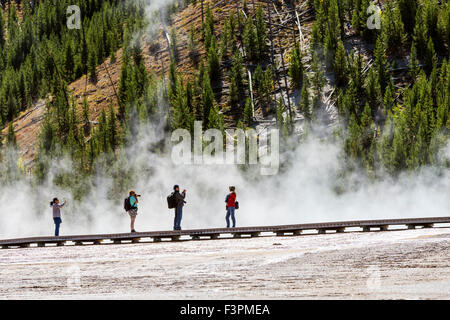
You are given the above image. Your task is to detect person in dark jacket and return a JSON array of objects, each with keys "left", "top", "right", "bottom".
[
  {"left": 225, "top": 186, "right": 237, "bottom": 228},
  {"left": 50, "top": 198, "right": 66, "bottom": 236},
  {"left": 173, "top": 185, "right": 186, "bottom": 230}
]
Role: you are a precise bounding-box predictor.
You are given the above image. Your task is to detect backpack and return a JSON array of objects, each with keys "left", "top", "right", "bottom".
[
  {"left": 167, "top": 192, "right": 177, "bottom": 209},
  {"left": 124, "top": 197, "right": 132, "bottom": 212}
]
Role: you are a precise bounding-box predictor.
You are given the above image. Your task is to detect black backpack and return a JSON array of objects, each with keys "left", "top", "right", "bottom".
[
  {"left": 167, "top": 192, "right": 177, "bottom": 209},
  {"left": 124, "top": 197, "right": 131, "bottom": 212}
]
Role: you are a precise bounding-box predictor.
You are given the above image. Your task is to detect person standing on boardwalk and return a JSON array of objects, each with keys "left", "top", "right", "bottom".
[
  {"left": 173, "top": 185, "right": 186, "bottom": 231},
  {"left": 225, "top": 186, "right": 237, "bottom": 228},
  {"left": 50, "top": 198, "right": 66, "bottom": 236},
  {"left": 125, "top": 190, "right": 140, "bottom": 233}
]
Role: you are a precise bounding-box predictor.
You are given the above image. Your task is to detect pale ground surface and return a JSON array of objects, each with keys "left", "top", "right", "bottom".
[{"left": 0, "top": 227, "right": 449, "bottom": 300}]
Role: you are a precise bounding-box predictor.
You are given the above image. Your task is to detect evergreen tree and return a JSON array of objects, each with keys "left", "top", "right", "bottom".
[
  {"left": 398, "top": 0, "right": 417, "bottom": 35},
  {"left": 118, "top": 51, "right": 131, "bottom": 120},
  {"left": 107, "top": 103, "right": 118, "bottom": 152},
  {"left": 64, "top": 42, "right": 75, "bottom": 82},
  {"left": 424, "top": 37, "right": 438, "bottom": 75},
  {"left": 6, "top": 122, "right": 17, "bottom": 148},
  {"left": 201, "top": 74, "right": 215, "bottom": 128},
  {"left": 334, "top": 40, "right": 348, "bottom": 86},
  {"left": 381, "top": 1, "right": 406, "bottom": 54},
  {"left": 409, "top": 42, "right": 420, "bottom": 80},
  {"left": 207, "top": 104, "right": 224, "bottom": 131},
  {"left": 255, "top": 5, "right": 267, "bottom": 57},
  {"left": 324, "top": 0, "right": 341, "bottom": 65},
  {"left": 243, "top": 16, "right": 259, "bottom": 62},
  {"left": 243, "top": 97, "right": 253, "bottom": 127},
  {"left": 207, "top": 35, "right": 221, "bottom": 82},
  {"left": 373, "top": 37, "right": 388, "bottom": 91},
  {"left": 188, "top": 23, "right": 198, "bottom": 59},
  {"left": 170, "top": 27, "right": 179, "bottom": 62},
  {"left": 288, "top": 45, "right": 304, "bottom": 90},
  {"left": 0, "top": 9, "right": 5, "bottom": 50},
  {"left": 300, "top": 78, "right": 311, "bottom": 122},
  {"left": 365, "top": 67, "right": 381, "bottom": 115},
  {"left": 413, "top": 7, "right": 428, "bottom": 57},
  {"left": 310, "top": 52, "right": 325, "bottom": 96},
  {"left": 88, "top": 48, "right": 97, "bottom": 82},
  {"left": 82, "top": 96, "right": 91, "bottom": 137}
]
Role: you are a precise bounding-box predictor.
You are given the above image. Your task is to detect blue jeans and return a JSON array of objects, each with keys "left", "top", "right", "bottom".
[
  {"left": 53, "top": 217, "right": 62, "bottom": 236},
  {"left": 174, "top": 206, "right": 183, "bottom": 230},
  {"left": 226, "top": 207, "right": 236, "bottom": 228}
]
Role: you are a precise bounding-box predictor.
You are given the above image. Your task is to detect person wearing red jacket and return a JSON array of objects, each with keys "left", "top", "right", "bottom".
[{"left": 225, "top": 186, "right": 237, "bottom": 228}]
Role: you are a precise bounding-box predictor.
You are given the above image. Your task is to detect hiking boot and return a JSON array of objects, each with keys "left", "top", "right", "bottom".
[{"left": 131, "top": 229, "right": 136, "bottom": 233}]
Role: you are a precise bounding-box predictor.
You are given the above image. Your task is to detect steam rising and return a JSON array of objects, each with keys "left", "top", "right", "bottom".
[{"left": 0, "top": 122, "right": 448, "bottom": 239}]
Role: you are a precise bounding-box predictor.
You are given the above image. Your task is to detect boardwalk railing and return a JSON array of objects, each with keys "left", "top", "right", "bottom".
[{"left": 1, "top": 216, "right": 449, "bottom": 249}]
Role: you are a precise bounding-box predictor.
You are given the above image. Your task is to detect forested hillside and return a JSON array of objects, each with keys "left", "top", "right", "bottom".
[{"left": 0, "top": 0, "right": 448, "bottom": 199}]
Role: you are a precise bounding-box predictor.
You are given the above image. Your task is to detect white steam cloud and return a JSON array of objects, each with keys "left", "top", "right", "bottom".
[{"left": 0, "top": 121, "right": 448, "bottom": 239}]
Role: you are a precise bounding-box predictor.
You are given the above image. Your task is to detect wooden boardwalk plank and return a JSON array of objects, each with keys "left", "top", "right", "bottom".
[{"left": 0, "top": 216, "right": 449, "bottom": 249}]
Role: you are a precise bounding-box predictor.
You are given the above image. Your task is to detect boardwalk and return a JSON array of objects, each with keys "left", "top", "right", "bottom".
[{"left": 1, "top": 216, "right": 449, "bottom": 249}]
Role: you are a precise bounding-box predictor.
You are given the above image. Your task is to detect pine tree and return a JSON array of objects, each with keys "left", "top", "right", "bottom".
[
  {"left": 409, "top": 42, "right": 420, "bottom": 80},
  {"left": 256, "top": 66, "right": 273, "bottom": 113},
  {"left": 64, "top": 42, "right": 75, "bottom": 82},
  {"left": 345, "top": 113, "right": 362, "bottom": 159},
  {"left": 383, "top": 79, "right": 395, "bottom": 112},
  {"left": 82, "top": 96, "right": 91, "bottom": 137},
  {"left": 172, "top": 82, "right": 194, "bottom": 131},
  {"left": 424, "top": 37, "right": 438, "bottom": 75},
  {"left": 229, "top": 75, "right": 239, "bottom": 113},
  {"left": 373, "top": 37, "right": 388, "bottom": 91},
  {"left": 381, "top": 1, "right": 406, "bottom": 54},
  {"left": 243, "top": 16, "right": 259, "bottom": 62},
  {"left": 96, "top": 109, "right": 110, "bottom": 154},
  {"left": 288, "top": 45, "right": 304, "bottom": 90},
  {"left": 201, "top": 73, "right": 215, "bottom": 128},
  {"left": 413, "top": 7, "right": 428, "bottom": 57},
  {"left": 207, "top": 104, "right": 224, "bottom": 131},
  {"left": 366, "top": 67, "right": 381, "bottom": 115},
  {"left": 437, "top": 2, "right": 450, "bottom": 55},
  {"left": 324, "top": 0, "right": 341, "bottom": 65},
  {"left": 255, "top": 5, "right": 267, "bottom": 57},
  {"left": 107, "top": 103, "right": 118, "bottom": 152},
  {"left": 310, "top": 52, "right": 325, "bottom": 96},
  {"left": 311, "top": 0, "right": 325, "bottom": 48},
  {"left": 221, "top": 19, "right": 233, "bottom": 59},
  {"left": 207, "top": 35, "right": 221, "bottom": 82},
  {"left": 300, "top": 78, "right": 311, "bottom": 122},
  {"left": 398, "top": 0, "right": 417, "bottom": 35},
  {"left": 118, "top": 51, "right": 130, "bottom": 121},
  {"left": 205, "top": 3, "right": 215, "bottom": 34},
  {"left": 170, "top": 27, "right": 179, "bottom": 62},
  {"left": 0, "top": 9, "right": 5, "bottom": 50},
  {"left": 334, "top": 40, "right": 347, "bottom": 86},
  {"left": 6, "top": 122, "right": 17, "bottom": 148},
  {"left": 231, "top": 49, "right": 245, "bottom": 100},
  {"left": 88, "top": 48, "right": 97, "bottom": 82},
  {"left": 188, "top": 23, "right": 198, "bottom": 58},
  {"left": 243, "top": 97, "right": 253, "bottom": 127}
]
